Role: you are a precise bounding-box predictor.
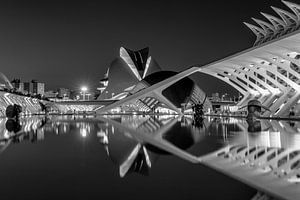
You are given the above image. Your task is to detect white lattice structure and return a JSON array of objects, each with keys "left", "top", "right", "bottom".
[
  {"left": 201, "top": 1, "right": 300, "bottom": 117},
  {"left": 0, "top": 91, "right": 44, "bottom": 117},
  {"left": 95, "top": 2, "right": 300, "bottom": 117}
]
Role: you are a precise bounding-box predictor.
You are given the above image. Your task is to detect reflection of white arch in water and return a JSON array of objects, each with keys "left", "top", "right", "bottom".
[
  {"left": 100, "top": 115, "right": 300, "bottom": 199},
  {"left": 98, "top": 115, "right": 201, "bottom": 163},
  {"left": 0, "top": 118, "right": 11, "bottom": 153},
  {"left": 200, "top": 129, "right": 300, "bottom": 200}
]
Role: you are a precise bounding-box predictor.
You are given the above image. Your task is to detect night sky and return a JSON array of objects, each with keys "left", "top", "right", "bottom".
[{"left": 0, "top": 0, "right": 292, "bottom": 95}]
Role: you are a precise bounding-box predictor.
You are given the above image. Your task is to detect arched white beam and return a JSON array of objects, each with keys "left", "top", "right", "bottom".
[
  {"left": 210, "top": 65, "right": 262, "bottom": 96},
  {"left": 249, "top": 55, "right": 300, "bottom": 92},
  {"left": 261, "top": 12, "right": 287, "bottom": 32},
  {"left": 237, "top": 55, "right": 292, "bottom": 90},
  {"left": 201, "top": 68, "right": 253, "bottom": 106},
  {"left": 265, "top": 49, "right": 300, "bottom": 80},
  {"left": 271, "top": 6, "right": 297, "bottom": 27},
  {"left": 95, "top": 67, "right": 202, "bottom": 114},
  {"left": 222, "top": 65, "right": 273, "bottom": 103},
  {"left": 258, "top": 50, "right": 300, "bottom": 82},
  {"left": 217, "top": 64, "right": 275, "bottom": 103},
  {"left": 223, "top": 60, "right": 276, "bottom": 92},
  {"left": 200, "top": 68, "right": 247, "bottom": 97},
  {"left": 228, "top": 59, "right": 287, "bottom": 107},
  {"left": 248, "top": 54, "right": 300, "bottom": 117},
  {"left": 234, "top": 56, "right": 294, "bottom": 115},
  {"left": 252, "top": 18, "right": 275, "bottom": 37},
  {"left": 243, "top": 22, "right": 267, "bottom": 45},
  {"left": 99, "top": 116, "right": 200, "bottom": 163},
  {"left": 275, "top": 89, "right": 300, "bottom": 116},
  {"left": 263, "top": 42, "right": 300, "bottom": 116},
  {"left": 0, "top": 72, "right": 13, "bottom": 90},
  {"left": 282, "top": 0, "right": 300, "bottom": 20},
  {"left": 204, "top": 67, "right": 251, "bottom": 91},
  {"left": 228, "top": 59, "right": 286, "bottom": 92}
]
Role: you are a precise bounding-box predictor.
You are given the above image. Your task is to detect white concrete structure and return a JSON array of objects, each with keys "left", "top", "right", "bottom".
[
  {"left": 201, "top": 1, "right": 300, "bottom": 117},
  {"left": 0, "top": 91, "right": 44, "bottom": 117},
  {"left": 96, "top": 1, "right": 300, "bottom": 117}
]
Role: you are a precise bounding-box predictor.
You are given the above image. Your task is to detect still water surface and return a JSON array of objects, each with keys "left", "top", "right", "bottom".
[{"left": 0, "top": 115, "right": 294, "bottom": 199}]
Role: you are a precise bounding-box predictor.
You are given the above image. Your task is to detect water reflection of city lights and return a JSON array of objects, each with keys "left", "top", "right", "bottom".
[
  {"left": 80, "top": 128, "right": 88, "bottom": 138},
  {"left": 97, "top": 130, "right": 108, "bottom": 144}
]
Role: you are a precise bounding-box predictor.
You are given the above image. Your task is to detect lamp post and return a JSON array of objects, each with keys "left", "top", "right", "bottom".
[{"left": 81, "top": 86, "right": 88, "bottom": 101}]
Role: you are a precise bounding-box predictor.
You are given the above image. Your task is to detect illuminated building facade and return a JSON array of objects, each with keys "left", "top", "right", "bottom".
[
  {"left": 200, "top": 1, "right": 300, "bottom": 117},
  {"left": 95, "top": 47, "right": 212, "bottom": 114},
  {"left": 99, "top": 1, "right": 300, "bottom": 116}
]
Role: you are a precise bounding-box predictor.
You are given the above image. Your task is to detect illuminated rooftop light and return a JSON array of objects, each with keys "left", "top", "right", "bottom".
[{"left": 81, "top": 86, "right": 88, "bottom": 92}]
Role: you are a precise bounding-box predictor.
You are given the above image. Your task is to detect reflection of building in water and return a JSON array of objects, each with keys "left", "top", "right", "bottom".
[
  {"left": 0, "top": 117, "right": 46, "bottom": 155},
  {"left": 120, "top": 115, "right": 176, "bottom": 133},
  {"left": 97, "top": 121, "right": 156, "bottom": 177},
  {"left": 200, "top": 119, "right": 300, "bottom": 200},
  {"left": 45, "top": 116, "right": 98, "bottom": 136},
  {"left": 97, "top": 115, "right": 211, "bottom": 177}
]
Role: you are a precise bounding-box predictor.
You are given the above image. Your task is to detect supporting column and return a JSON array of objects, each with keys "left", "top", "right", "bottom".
[
  {"left": 275, "top": 91, "right": 300, "bottom": 117},
  {"left": 263, "top": 88, "right": 292, "bottom": 117},
  {"left": 262, "top": 94, "right": 278, "bottom": 108},
  {"left": 237, "top": 93, "right": 252, "bottom": 106}
]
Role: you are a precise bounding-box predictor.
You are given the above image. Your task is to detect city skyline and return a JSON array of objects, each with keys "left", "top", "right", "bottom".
[{"left": 0, "top": 0, "right": 289, "bottom": 95}]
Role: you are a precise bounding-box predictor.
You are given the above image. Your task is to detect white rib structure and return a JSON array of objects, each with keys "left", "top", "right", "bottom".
[{"left": 94, "top": 1, "right": 300, "bottom": 117}]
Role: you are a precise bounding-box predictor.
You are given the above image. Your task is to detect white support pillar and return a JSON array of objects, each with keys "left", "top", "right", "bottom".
[
  {"left": 275, "top": 91, "right": 300, "bottom": 117},
  {"left": 263, "top": 87, "right": 294, "bottom": 117}
]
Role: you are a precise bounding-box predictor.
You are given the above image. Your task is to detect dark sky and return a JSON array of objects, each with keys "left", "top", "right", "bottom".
[{"left": 0, "top": 0, "right": 291, "bottom": 95}]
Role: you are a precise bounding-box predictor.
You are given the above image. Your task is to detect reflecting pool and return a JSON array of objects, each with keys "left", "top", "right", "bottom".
[{"left": 0, "top": 115, "right": 299, "bottom": 199}]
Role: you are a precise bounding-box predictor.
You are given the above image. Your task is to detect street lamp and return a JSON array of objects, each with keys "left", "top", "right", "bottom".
[{"left": 81, "top": 86, "right": 88, "bottom": 101}]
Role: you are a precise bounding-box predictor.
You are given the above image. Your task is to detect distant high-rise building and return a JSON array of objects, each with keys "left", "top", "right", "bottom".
[
  {"left": 11, "top": 79, "right": 25, "bottom": 93},
  {"left": 11, "top": 79, "right": 21, "bottom": 89},
  {"left": 31, "top": 81, "right": 45, "bottom": 96},
  {"left": 23, "top": 82, "right": 31, "bottom": 94},
  {"left": 57, "top": 88, "right": 70, "bottom": 98},
  {"left": 44, "top": 90, "right": 58, "bottom": 100},
  {"left": 18, "top": 80, "right": 45, "bottom": 95}
]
